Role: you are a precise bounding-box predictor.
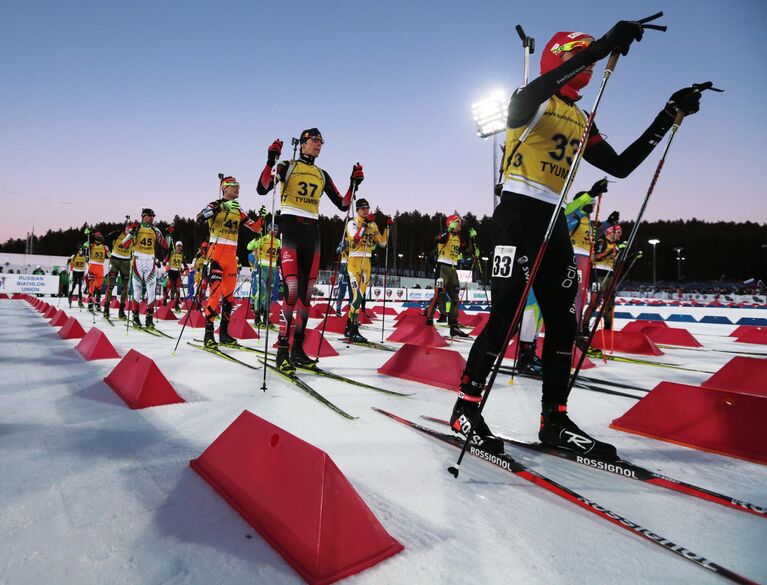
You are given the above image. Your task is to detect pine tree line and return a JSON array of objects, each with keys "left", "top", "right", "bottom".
[{"left": 2, "top": 212, "right": 765, "bottom": 283}]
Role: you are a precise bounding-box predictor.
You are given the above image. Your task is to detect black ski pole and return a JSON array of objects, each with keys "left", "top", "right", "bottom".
[{"left": 569, "top": 83, "right": 723, "bottom": 386}]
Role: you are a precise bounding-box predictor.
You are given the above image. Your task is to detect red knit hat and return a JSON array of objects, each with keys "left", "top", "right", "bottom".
[
  {"left": 540, "top": 32, "right": 594, "bottom": 101},
  {"left": 445, "top": 214, "right": 461, "bottom": 228}
]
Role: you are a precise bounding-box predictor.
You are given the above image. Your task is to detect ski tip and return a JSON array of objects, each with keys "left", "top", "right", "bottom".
[{"left": 447, "top": 466, "right": 460, "bottom": 478}]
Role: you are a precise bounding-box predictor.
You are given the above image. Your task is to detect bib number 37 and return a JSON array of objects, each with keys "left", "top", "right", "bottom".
[{"left": 492, "top": 245, "right": 516, "bottom": 278}]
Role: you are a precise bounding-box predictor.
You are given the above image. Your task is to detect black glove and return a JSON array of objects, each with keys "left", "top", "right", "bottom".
[
  {"left": 589, "top": 178, "right": 609, "bottom": 196},
  {"left": 664, "top": 83, "right": 710, "bottom": 118},
  {"left": 582, "top": 203, "right": 595, "bottom": 215},
  {"left": 591, "top": 20, "right": 644, "bottom": 59}
]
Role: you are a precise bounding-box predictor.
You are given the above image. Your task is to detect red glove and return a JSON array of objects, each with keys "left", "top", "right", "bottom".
[
  {"left": 130, "top": 222, "right": 139, "bottom": 231},
  {"left": 350, "top": 163, "right": 364, "bottom": 187},
  {"left": 366, "top": 212, "right": 377, "bottom": 224},
  {"left": 168, "top": 226, "right": 174, "bottom": 234},
  {"left": 268, "top": 139, "right": 283, "bottom": 165},
  {"left": 386, "top": 216, "right": 394, "bottom": 226}
]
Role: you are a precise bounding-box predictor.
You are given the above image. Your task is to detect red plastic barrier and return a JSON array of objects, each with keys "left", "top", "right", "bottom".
[
  {"left": 154, "top": 305, "right": 178, "bottom": 321},
  {"left": 75, "top": 328, "right": 121, "bottom": 360},
  {"left": 394, "top": 307, "right": 423, "bottom": 321},
  {"left": 0, "top": 293, "right": 8, "bottom": 299},
  {"left": 226, "top": 318, "right": 260, "bottom": 340},
  {"left": 317, "top": 315, "right": 349, "bottom": 335},
  {"left": 641, "top": 326, "right": 702, "bottom": 348},
  {"left": 37, "top": 302, "right": 50, "bottom": 313},
  {"left": 309, "top": 304, "right": 326, "bottom": 319},
  {"left": 375, "top": 306, "right": 398, "bottom": 316},
  {"left": 104, "top": 349, "right": 184, "bottom": 408},
  {"left": 190, "top": 411, "right": 403, "bottom": 585},
  {"left": 110, "top": 298, "right": 121, "bottom": 309},
  {"left": 729, "top": 325, "right": 766, "bottom": 338},
  {"left": 621, "top": 320, "right": 668, "bottom": 333},
  {"left": 378, "top": 344, "right": 464, "bottom": 391},
  {"left": 50, "top": 309, "right": 69, "bottom": 326},
  {"left": 43, "top": 305, "right": 57, "bottom": 319},
  {"left": 58, "top": 317, "right": 86, "bottom": 339},
  {"left": 611, "top": 381, "right": 767, "bottom": 465},
  {"left": 387, "top": 323, "right": 448, "bottom": 347},
  {"left": 392, "top": 314, "right": 424, "bottom": 329},
  {"left": 735, "top": 329, "right": 767, "bottom": 345},
  {"left": 273, "top": 328, "right": 338, "bottom": 358},
  {"left": 270, "top": 302, "right": 282, "bottom": 325},
  {"left": 469, "top": 313, "right": 490, "bottom": 336},
  {"left": 504, "top": 338, "right": 594, "bottom": 370},
  {"left": 702, "top": 357, "right": 767, "bottom": 397},
  {"left": 178, "top": 309, "right": 206, "bottom": 328},
  {"left": 230, "top": 300, "right": 252, "bottom": 321},
  {"left": 591, "top": 330, "right": 663, "bottom": 356}
]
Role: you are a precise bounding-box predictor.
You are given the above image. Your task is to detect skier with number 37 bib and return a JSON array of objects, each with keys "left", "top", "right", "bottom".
[{"left": 450, "top": 21, "right": 711, "bottom": 459}]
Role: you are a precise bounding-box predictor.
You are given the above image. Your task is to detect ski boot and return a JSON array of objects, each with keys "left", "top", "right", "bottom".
[
  {"left": 539, "top": 402, "right": 618, "bottom": 460},
  {"left": 132, "top": 312, "right": 142, "bottom": 328},
  {"left": 449, "top": 323, "right": 469, "bottom": 338},
  {"left": 203, "top": 317, "right": 217, "bottom": 349},
  {"left": 517, "top": 341, "right": 543, "bottom": 377},
  {"left": 344, "top": 318, "right": 353, "bottom": 339},
  {"left": 218, "top": 301, "right": 237, "bottom": 346},
  {"left": 275, "top": 343, "right": 295, "bottom": 374},
  {"left": 145, "top": 309, "right": 155, "bottom": 330},
  {"left": 291, "top": 342, "right": 318, "bottom": 368},
  {"left": 87, "top": 301, "right": 94, "bottom": 313},
  {"left": 348, "top": 322, "right": 368, "bottom": 343},
  {"left": 437, "top": 314, "right": 447, "bottom": 324},
  {"left": 426, "top": 317, "right": 434, "bottom": 326},
  {"left": 103, "top": 307, "right": 110, "bottom": 320},
  {"left": 449, "top": 377, "right": 503, "bottom": 454},
  {"left": 78, "top": 297, "right": 84, "bottom": 309},
  {"left": 118, "top": 305, "right": 127, "bottom": 320}
]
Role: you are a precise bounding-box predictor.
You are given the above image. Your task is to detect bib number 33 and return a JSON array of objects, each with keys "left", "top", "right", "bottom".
[{"left": 492, "top": 245, "right": 516, "bottom": 278}]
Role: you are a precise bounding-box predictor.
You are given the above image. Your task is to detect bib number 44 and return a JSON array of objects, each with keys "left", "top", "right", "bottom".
[{"left": 492, "top": 245, "right": 516, "bottom": 278}]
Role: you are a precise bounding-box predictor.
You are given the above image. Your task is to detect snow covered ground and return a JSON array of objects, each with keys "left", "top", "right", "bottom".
[{"left": 1, "top": 298, "right": 766, "bottom": 585}]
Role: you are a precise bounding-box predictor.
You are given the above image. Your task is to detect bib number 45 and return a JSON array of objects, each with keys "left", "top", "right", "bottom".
[{"left": 492, "top": 245, "right": 516, "bottom": 278}]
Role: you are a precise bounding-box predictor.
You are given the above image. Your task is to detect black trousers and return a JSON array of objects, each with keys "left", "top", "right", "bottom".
[{"left": 464, "top": 192, "right": 578, "bottom": 404}]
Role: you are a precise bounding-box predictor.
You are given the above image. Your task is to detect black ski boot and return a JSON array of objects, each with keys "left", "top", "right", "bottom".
[
  {"left": 449, "top": 323, "right": 469, "bottom": 338},
  {"left": 517, "top": 341, "right": 543, "bottom": 377},
  {"left": 219, "top": 301, "right": 237, "bottom": 346},
  {"left": 344, "top": 318, "right": 353, "bottom": 338},
  {"left": 539, "top": 402, "right": 618, "bottom": 461},
  {"left": 87, "top": 300, "right": 94, "bottom": 313},
  {"left": 118, "top": 302, "right": 127, "bottom": 320},
  {"left": 426, "top": 317, "right": 434, "bottom": 326},
  {"left": 275, "top": 342, "right": 295, "bottom": 374},
  {"left": 145, "top": 308, "right": 155, "bottom": 329},
  {"left": 291, "top": 341, "right": 318, "bottom": 368},
  {"left": 449, "top": 383, "right": 504, "bottom": 456},
  {"left": 132, "top": 312, "right": 142, "bottom": 328},
  {"left": 437, "top": 314, "right": 447, "bottom": 323},
  {"left": 203, "top": 316, "right": 217, "bottom": 348},
  {"left": 348, "top": 322, "right": 368, "bottom": 343},
  {"left": 103, "top": 307, "right": 110, "bottom": 320}
]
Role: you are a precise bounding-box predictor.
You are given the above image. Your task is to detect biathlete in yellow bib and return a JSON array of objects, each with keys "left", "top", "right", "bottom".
[
  {"left": 246, "top": 221, "right": 281, "bottom": 325},
  {"left": 164, "top": 240, "right": 188, "bottom": 310},
  {"left": 103, "top": 219, "right": 134, "bottom": 320},
  {"left": 450, "top": 22, "right": 711, "bottom": 461},
  {"left": 343, "top": 198, "right": 391, "bottom": 343},
  {"left": 67, "top": 245, "right": 88, "bottom": 308},
  {"left": 196, "top": 176, "right": 264, "bottom": 348},
  {"left": 119, "top": 208, "right": 168, "bottom": 329},
  {"left": 257, "top": 128, "right": 363, "bottom": 372},
  {"left": 425, "top": 214, "right": 475, "bottom": 338},
  {"left": 86, "top": 232, "right": 110, "bottom": 312}
]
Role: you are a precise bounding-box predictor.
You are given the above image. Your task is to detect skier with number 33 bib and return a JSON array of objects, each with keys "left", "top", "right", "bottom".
[{"left": 450, "top": 21, "right": 712, "bottom": 460}]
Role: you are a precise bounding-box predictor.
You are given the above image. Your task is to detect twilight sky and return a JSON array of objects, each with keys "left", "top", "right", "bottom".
[{"left": 1, "top": 0, "right": 765, "bottom": 241}]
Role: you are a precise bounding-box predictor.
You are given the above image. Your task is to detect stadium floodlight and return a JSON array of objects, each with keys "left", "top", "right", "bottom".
[
  {"left": 471, "top": 90, "right": 508, "bottom": 138},
  {"left": 472, "top": 89, "right": 509, "bottom": 210},
  {"left": 648, "top": 239, "right": 660, "bottom": 290}
]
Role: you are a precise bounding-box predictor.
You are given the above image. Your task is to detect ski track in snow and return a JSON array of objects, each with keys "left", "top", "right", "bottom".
[{"left": 1, "top": 299, "right": 766, "bottom": 585}]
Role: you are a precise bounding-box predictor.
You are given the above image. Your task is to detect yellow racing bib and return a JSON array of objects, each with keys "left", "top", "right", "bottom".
[{"left": 280, "top": 161, "right": 326, "bottom": 219}]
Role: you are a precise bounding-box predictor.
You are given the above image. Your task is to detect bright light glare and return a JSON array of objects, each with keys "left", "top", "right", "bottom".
[
  {"left": 648, "top": 239, "right": 660, "bottom": 245},
  {"left": 472, "top": 90, "right": 508, "bottom": 138}
]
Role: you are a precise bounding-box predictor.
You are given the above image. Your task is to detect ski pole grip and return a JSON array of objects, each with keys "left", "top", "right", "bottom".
[
  {"left": 606, "top": 51, "right": 620, "bottom": 74},
  {"left": 515, "top": 24, "right": 526, "bottom": 42},
  {"left": 673, "top": 111, "right": 685, "bottom": 127}
]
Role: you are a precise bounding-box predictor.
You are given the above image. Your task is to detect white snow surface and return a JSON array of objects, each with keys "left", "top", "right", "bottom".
[{"left": 1, "top": 298, "right": 766, "bottom": 585}]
